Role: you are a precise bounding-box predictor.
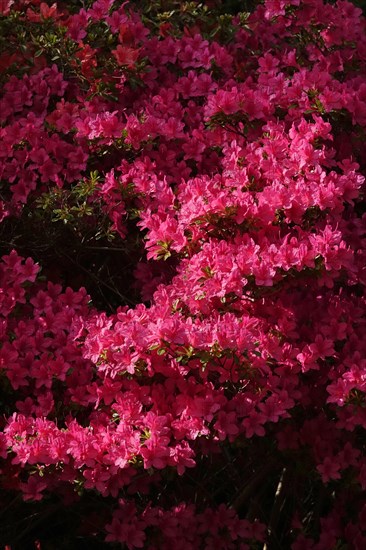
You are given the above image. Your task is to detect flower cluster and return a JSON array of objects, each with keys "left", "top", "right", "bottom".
[{"left": 1, "top": 0, "right": 366, "bottom": 548}]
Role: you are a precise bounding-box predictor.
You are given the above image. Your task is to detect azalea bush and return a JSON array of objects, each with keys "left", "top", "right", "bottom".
[{"left": 1, "top": 0, "right": 366, "bottom": 548}]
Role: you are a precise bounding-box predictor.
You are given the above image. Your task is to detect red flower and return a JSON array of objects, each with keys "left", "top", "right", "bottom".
[
  {"left": 112, "top": 45, "right": 140, "bottom": 69},
  {"left": 0, "top": 0, "right": 13, "bottom": 15}
]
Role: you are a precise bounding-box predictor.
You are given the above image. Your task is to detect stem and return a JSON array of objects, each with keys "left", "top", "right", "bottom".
[
  {"left": 0, "top": 494, "right": 22, "bottom": 518},
  {"left": 263, "top": 467, "right": 291, "bottom": 550},
  {"left": 229, "top": 459, "right": 277, "bottom": 512},
  {"left": 59, "top": 250, "right": 136, "bottom": 306}
]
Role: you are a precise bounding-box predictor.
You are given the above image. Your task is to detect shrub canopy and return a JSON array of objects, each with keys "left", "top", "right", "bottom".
[{"left": 1, "top": 0, "right": 366, "bottom": 548}]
